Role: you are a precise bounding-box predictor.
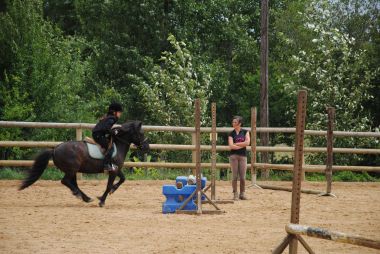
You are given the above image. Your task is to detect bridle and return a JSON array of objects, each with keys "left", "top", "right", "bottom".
[{"left": 112, "top": 129, "right": 147, "bottom": 149}]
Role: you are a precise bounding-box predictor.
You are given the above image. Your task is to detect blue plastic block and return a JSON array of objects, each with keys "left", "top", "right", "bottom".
[
  {"left": 175, "top": 176, "right": 188, "bottom": 188},
  {"left": 162, "top": 185, "right": 197, "bottom": 213},
  {"left": 176, "top": 176, "right": 207, "bottom": 189},
  {"left": 175, "top": 176, "right": 207, "bottom": 201}
]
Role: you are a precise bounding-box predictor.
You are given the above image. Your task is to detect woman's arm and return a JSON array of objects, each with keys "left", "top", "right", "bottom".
[
  {"left": 228, "top": 136, "right": 241, "bottom": 150},
  {"left": 234, "top": 131, "right": 251, "bottom": 147}
]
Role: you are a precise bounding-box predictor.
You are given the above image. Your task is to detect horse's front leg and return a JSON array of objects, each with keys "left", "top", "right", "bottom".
[
  {"left": 109, "top": 170, "right": 125, "bottom": 195},
  {"left": 98, "top": 173, "right": 116, "bottom": 207}
]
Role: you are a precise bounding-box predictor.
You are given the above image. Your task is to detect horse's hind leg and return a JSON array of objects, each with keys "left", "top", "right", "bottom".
[
  {"left": 61, "top": 174, "right": 85, "bottom": 201},
  {"left": 109, "top": 170, "right": 125, "bottom": 195},
  {"left": 71, "top": 174, "right": 93, "bottom": 203},
  {"left": 97, "top": 173, "right": 116, "bottom": 207}
]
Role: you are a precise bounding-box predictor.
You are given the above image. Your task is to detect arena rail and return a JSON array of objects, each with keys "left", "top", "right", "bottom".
[
  {"left": 1, "top": 120, "right": 380, "bottom": 137},
  {"left": 0, "top": 121, "right": 379, "bottom": 172},
  {"left": 0, "top": 141, "right": 379, "bottom": 154},
  {"left": 1, "top": 160, "right": 379, "bottom": 173}
]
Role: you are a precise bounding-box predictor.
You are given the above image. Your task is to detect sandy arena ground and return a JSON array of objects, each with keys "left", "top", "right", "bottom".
[{"left": 0, "top": 179, "right": 379, "bottom": 254}]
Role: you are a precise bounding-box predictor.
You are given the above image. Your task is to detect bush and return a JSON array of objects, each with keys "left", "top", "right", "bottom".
[{"left": 0, "top": 168, "right": 24, "bottom": 180}]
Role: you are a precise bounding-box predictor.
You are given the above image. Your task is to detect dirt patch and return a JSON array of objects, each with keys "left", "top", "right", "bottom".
[{"left": 0, "top": 180, "right": 379, "bottom": 253}]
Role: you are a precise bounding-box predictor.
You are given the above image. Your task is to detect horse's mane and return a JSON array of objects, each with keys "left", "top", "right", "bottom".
[
  {"left": 112, "top": 120, "right": 142, "bottom": 137},
  {"left": 119, "top": 120, "right": 141, "bottom": 132},
  {"left": 112, "top": 120, "right": 142, "bottom": 144}
]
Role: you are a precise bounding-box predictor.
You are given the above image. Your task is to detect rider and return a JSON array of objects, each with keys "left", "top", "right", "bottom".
[{"left": 92, "top": 102, "right": 123, "bottom": 172}]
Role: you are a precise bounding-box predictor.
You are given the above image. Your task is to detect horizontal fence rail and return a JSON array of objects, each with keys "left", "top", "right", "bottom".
[
  {"left": 0, "top": 161, "right": 379, "bottom": 173},
  {"left": 1, "top": 121, "right": 380, "bottom": 137},
  {"left": 0, "top": 141, "right": 379, "bottom": 154},
  {"left": 0, "top": 121, "right": 379, "bottom": 172}
]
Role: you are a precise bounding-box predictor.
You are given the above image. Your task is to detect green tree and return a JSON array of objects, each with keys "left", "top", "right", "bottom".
[
  {"left": 275, "top": 0, "right": 379, "bottom": 166},
  {"left": 0, "top": 0, "right": 95, "bottom": 159}
]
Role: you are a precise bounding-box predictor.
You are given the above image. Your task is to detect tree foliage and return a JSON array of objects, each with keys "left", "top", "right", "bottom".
[{"left": 0, "top": 0, "right": 378, "bottom": 167}]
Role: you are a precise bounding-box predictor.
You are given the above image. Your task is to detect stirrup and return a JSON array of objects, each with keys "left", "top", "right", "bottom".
[{"left": 104, "top": 164, "right": 117, "bottom": 172}]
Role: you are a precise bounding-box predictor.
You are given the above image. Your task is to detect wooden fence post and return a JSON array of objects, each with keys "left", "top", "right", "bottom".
[
  {"left": 320, "top": 107, "right": 336, "bottom": 197},
  {"left": 76, "top": 128, "right": 83, "bottom": 180},
  {"left": 192, "top": 133, "right": 196, "bottom": 176},
  {"left": 249, "top": 107, "right": 261, "bottom": 189},
  {"left": 289, "top": 90, "right": 308, "bottom": 253},
  {"left": 211, "top": 103, "right": 217, "bottom": 200},
  {"left": 194, "top": 99, "right": 202, "bottom": 214},
  {"left": 273, "top": 90, "right": 308, "bottom": 254}
]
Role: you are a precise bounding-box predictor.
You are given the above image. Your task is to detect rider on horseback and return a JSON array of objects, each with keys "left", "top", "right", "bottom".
[{"left": 92, "top": 102, "right": 123, "bottom": 172}]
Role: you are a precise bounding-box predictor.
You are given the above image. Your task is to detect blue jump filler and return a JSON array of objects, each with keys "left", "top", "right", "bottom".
[{"left": 162, "top": 176, "right": 207, "bottom": 214}]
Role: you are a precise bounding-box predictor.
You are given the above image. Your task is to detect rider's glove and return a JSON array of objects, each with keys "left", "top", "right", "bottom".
[{"left": 111, "top": 129, "right": 119, "bottom": 135}]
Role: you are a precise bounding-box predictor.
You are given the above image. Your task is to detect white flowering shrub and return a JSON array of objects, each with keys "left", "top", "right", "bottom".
[
  {"left": 278, "top": 0, "right": 379, "bottom": 166},
  {"left": 283, "top": 1, "right": 377, "bottom": 132},
  {"left": 134, "top": 34, "right": 210, "bottom": 127}
]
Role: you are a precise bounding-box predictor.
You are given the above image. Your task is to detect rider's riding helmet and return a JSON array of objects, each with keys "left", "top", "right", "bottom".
[{"left": 108, "top": 102, "right": 123, "bottom": 113}]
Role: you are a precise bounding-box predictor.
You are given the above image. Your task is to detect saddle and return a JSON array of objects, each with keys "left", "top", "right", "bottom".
[{"left": 84, "top": 137, "right": 117, "bottom": 160}]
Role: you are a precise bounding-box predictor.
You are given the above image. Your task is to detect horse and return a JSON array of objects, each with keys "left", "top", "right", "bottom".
[{"left": 19, "top": 120, "right": 150, "bottom": 207}]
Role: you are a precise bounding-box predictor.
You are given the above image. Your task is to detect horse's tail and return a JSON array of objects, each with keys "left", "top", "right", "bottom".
[{"left": 19, "top": 149, "right": 53, "bottom": 190}]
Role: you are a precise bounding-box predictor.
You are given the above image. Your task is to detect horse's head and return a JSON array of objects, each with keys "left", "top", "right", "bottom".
[{"left": 112, "top": 121, "right": 150, "bottom": 153}]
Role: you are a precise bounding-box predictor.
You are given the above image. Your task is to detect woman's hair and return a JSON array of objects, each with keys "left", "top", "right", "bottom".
[{"left": 232, "top": 116, "right": 243, "bottom": 125}]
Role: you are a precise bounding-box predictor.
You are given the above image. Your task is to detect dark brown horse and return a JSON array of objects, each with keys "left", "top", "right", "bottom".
[{"left": 19, "top": 121, "right": 149, "bottom": 207}]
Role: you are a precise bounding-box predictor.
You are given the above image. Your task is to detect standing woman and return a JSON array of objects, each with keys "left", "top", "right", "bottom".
[{"left": 228, "top": 116, "right": 250, "bottom": 200}]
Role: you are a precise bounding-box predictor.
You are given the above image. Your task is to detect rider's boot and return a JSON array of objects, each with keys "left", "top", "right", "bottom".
[
  {"left": 103, "top": 147, "right": 116, "bottom": 172},
  {"left": 239, "top": 192, "right": 248, "bottom": 200}
]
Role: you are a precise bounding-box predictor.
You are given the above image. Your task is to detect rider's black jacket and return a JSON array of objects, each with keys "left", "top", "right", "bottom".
[{"left": 92, "top": 115, "right": 118, "bottom": 136}]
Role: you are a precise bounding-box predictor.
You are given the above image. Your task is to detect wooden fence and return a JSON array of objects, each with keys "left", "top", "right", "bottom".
[{"left": 0, "top": 120, "right": 379, "bottom": 173}]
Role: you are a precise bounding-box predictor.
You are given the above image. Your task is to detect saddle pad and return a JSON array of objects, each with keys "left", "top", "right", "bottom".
[{"left": 86, "top": 142, "right": 117, "bottom": 160}]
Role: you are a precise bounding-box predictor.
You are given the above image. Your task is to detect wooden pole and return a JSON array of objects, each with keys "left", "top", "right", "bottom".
[
  {"left": 260, "top": 0, "right": 270, "bottom": 180},
  {"left": 289, "top": 90, "right": 308, "bottom": 253},
  {"left": 1, "top": 141, "right": 379, "bottom": 154},
  {"left": 211, "top": 103, "right": 217, "bottom": 200},
  {"left": 249, "top": 107, "right": 261, "bottom": 189},
  {"left": 1, "top": 121, "right": 380, "bottom": 137},
  {"left": 191, "top": 133, "right": 196, "bottom": 176},
  {"left": 2, "top": 160, "right": 380, "bottom": 172},
  {"left": 296, "top": 235, "right": 315, "bottom": 254},
  {"left": 272, "top": 235, "right": 292, "bottom": 254},
  {"left": 286, "top": 224, "right": 380, "bottom": 250},
  {"left": 177, "top": 99, "right": 224, "bottom": 214},
  {"left": 205, "top": 103, "right": 233, "bottom": 204},
  {"left": 320, "top": 107, "right": 336, "bottom": 197},
  {"left": 195, "top": 99, "right": 202, "bottom": 215},
  {"left": 76, "top": 128, "right": 83, "bottom": 180},
  {"left": 258, "top": 184, "right": 322, "bottom": 195}
]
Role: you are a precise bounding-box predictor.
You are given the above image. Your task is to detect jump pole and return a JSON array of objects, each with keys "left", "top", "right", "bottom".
[
  {"left": 273, "top": 90, "right": 309, "bottom": 254},
  {"left": 248, "top": 107, "right": 262, "bottom": 189},
  {"left": 203, "top": 103, "right": 234, "bottom": 204},
  {"left": 176, "top": 99, "right": 224, "bottom": 214},
  {"left": 211, "top": 102, "right": 217, "bottom": 200},
  {"left": 319, "top": 107, "right": 336, "bottom": 197}
]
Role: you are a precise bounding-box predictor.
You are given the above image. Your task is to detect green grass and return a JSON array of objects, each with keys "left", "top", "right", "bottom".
[
  {"left": 1, "top": 167, "right": 379, "bottom": 182},
  {"left": 0, "top": 168, "right": 64, "bottom": 180},
  {"left": 0, "top": 168, "right": 25, "bottom": 180}
]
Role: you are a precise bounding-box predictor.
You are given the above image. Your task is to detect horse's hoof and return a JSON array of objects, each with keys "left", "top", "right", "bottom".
[
  {"left": 84, "top": 197, "right": 93, "bottom": 203},
  {"left": 97, "top": 196, "right": 105, "bottom": 207}
]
